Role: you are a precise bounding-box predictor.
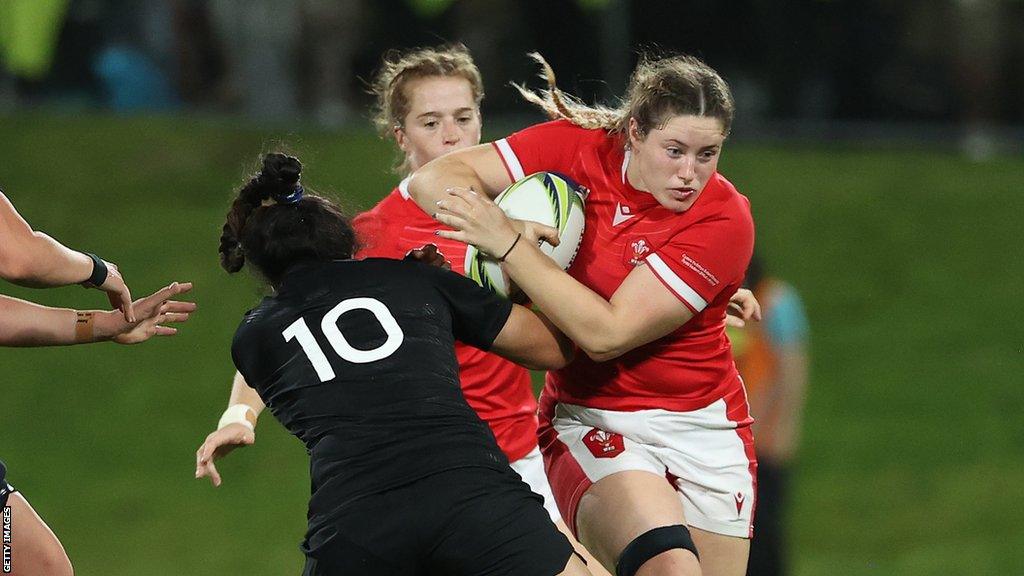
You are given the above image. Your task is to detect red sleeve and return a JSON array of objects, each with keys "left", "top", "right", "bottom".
[
  {"left": 353, "top": 200, "right": 400, "bottom": 259},
  {"left": 492, "top": 119, "right": 588, "bottom": 180},
  {"left": 644, "top": 199, "right": 754, "bottom": 314}
]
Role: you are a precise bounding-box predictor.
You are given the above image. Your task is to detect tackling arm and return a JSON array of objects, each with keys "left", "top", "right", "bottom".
[
  {"left": 406, "top": 144, "right": 513, "bottom": 212},
  {"left": 490, "top": 305, "right": 574, "bottom": 370}
]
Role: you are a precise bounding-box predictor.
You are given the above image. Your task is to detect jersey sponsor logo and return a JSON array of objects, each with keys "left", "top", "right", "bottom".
[
  {"left": 583, "top": 428, "right": 625, "bottom": 459},
  {"left": 612, "top": 202, "right": 637, "bottom": 226},
  {"left": 734, "top": 492, "right": 745, "bottom": 516},
  {"left": 682, "top": 254, "right": 720, "bottom": 287},
  {"left": 622, "top": 236, "right": 651, "bottom": 267}
]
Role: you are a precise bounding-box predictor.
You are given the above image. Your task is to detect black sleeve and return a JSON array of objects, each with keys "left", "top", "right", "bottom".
[
  {"left": 229, "top": 309, "right": 262, "bottom": 385},
  {"left": 427, "top": 266, "right": 513, "bottom": 351}
]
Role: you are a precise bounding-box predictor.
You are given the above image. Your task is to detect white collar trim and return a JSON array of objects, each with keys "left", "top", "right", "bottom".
[{"left": 398, "top": 175, "right": 413, "bottom": 199}]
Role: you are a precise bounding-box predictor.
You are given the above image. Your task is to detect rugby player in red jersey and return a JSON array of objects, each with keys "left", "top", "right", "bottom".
[{"left": 414, "top": 53, "right": 757, "bottom": 576}]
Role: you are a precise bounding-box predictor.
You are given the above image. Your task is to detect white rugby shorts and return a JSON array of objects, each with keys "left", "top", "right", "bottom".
[{"left": 538, "top": 388, "right": 757, "bottom": 538}]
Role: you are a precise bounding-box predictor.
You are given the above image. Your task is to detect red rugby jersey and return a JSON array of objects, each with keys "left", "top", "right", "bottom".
[
  {"left": 353, "top": 179, "right": 539, "bottom": 461},
  {"left": 494, "top": 120, "right": 755, "bottom": 412}
]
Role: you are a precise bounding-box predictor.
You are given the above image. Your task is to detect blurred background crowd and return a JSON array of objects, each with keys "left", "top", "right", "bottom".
[{"left": 2, "top": 0, "right": 1023, "bottom": 158}]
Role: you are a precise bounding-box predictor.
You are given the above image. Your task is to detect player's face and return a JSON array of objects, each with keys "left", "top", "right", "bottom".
[
  {"left": 396, "top": 76, "right": 482, "bottom": 172},
  {"left": 627, "top": 115, "right": 725, "bottom": 212}
]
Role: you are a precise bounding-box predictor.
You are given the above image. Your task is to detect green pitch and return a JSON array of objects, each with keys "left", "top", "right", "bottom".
[{"left": 0, "top": 113, "right": 1020, "bottom": 575}]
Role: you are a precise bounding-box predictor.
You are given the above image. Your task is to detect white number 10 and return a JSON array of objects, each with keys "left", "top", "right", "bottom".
[{"left": 281, "top": 297, "right": 405, "bottom": 382}]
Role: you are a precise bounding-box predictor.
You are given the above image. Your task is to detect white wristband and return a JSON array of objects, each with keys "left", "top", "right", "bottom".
[{"left": 217, "top": 403, "right": 256, "bottom": 431}]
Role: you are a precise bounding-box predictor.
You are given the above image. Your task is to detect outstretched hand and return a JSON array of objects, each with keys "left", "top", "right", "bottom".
[
  {"left": 726, "top": 288, "right": 762, "bottom": 328},
  {"left": 96, "top": 260, "right": 135, "bottom": 322},
  {"left": 108, "top": 281, "right": 197, "bottom": 344},
  {"left": 433, "top": 187, "right": 559, "bottom": 258},
  {"left": 195, "top": 424, "right": 255, "bottom": 487}
]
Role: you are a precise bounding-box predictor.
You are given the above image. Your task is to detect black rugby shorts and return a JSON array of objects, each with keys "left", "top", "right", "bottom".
[{"left": 300, "top": 466, "right": 573, "bottom": 576}]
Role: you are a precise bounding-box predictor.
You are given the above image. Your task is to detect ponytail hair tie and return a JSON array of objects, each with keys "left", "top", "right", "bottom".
[{"left": 275, "top": 184, "right": 304, "bottom": 205}]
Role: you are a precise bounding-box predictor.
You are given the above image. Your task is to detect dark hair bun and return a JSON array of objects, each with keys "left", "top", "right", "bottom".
[
  {"left": 259, "top": 153, "right": 302, "bottom": 204},
  {"left": 260, "top": 153, "right": 302, "bottom": 185}
]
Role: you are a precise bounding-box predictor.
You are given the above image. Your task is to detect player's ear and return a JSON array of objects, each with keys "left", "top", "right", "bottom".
[
  {"left": 628, "top": 117, "right": 644, "bottom": 148},
  {"left": 394, "top": 126, "right": 408, "bottom": 152}
]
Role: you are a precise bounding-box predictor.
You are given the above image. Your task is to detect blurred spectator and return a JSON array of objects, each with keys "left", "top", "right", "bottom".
[
  {"left": 297, "top": 0, "right": 365, "bottom": 126},
  {"left": 947, "top": 0, "right": 1021, "bottom": 160},
  {"left": 93, "top": 44, "right": 177, "bottom": 111},
  {"left": 207, "top": 0, "right": 301, "bottom": 119},
  {"left": 170, "top": 0, "right": 228, "bottom": 106},
  {"left": 204, "top": 0, "right": 364, "bottom": 124},
  {"left": 729, "top": 254, "right": 810, "bottom": 576}
]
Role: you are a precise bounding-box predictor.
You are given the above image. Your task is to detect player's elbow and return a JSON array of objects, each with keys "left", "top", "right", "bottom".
[
  {"left": 583, "top": 346, "right": 626, "bottom": 363},
  {"left": 580, "top": 334, "right": 629, "bottom": 363}
]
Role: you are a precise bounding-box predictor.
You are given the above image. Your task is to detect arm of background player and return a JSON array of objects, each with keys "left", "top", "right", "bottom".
[
  {"left": 490, "top": 306, "right": 574, "bottom": 370},
  {"left": 0, "top": 191, "right": 96, "bottom": 286},
  {"left": 0, "top": 192, "right": 136, "bottom": 321},
  {"left": 195, "top": 371, "right": 265, "bottom": 487},
  {"left": 0, "top": 282, "right": 193, "bottom": 347},
  {"left": 406, "top": 143, "right": 513, "bottom": 212}
]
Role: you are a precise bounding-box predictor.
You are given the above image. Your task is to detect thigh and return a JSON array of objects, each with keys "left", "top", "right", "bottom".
[
  {"left": 6, "top": 492, "right": 73, "bottom": 576},
  {"left": 423, "top": 467, "right": 574, "bottom": 576},
  {"left": 575, "top": 470, "right": 697, "bottom": 575},
  {"left": 538, "top": 398, "right": 664, "bottom": 537},
  {"left": 690, "top": 527, "right": 749, "bottom": 576}
]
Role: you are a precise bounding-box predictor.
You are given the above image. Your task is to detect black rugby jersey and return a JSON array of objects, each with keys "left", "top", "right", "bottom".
[{"left": 231, "top": 258, "right": 514, "bottom": 538}]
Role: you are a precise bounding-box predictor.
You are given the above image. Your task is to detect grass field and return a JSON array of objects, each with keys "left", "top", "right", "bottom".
[{"left": 1, "top": 112, "right": 1022, "bottom": 575}]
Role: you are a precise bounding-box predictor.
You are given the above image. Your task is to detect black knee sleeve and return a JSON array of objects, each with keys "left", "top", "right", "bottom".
[{"left": 616, "top": 524, "right": 699, "bottom": 576}]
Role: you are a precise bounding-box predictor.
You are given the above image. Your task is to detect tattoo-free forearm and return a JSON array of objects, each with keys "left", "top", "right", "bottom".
[
  {"left": 0, "top": 193, "right": 93, "bottom": 286},
  {"left": 500, "top": 241, "right": 622, "bottom": 359},
  {"left": 228, "top": 370, "right": 265, "bottom": 419}
]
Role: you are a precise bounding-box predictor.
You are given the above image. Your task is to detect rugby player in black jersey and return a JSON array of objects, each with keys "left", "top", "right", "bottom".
[{"left": 198, "top": 153, "right": 592, "bottom": 576}]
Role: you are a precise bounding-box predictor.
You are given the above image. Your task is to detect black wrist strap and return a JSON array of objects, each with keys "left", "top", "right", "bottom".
[
  {"left": 498, "top": 233, "right": 522, "bottom": 262},
  {"left": 82, "top": 252, "right": 109, "bottom": 287}
]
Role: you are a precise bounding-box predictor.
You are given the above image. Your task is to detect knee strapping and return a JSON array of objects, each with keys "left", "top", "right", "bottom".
[{"left": 615, "top": 524, "right": 699, "bottom": 576}]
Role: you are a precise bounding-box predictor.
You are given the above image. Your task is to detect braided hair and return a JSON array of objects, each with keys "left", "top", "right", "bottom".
[{"left": 219, "top": 153, "right": 358, "bottom": 286}]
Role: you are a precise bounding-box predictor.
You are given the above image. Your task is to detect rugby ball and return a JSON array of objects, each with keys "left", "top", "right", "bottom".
[{"left": 464, "top": 172, "right": 586, "bottom": 298}]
